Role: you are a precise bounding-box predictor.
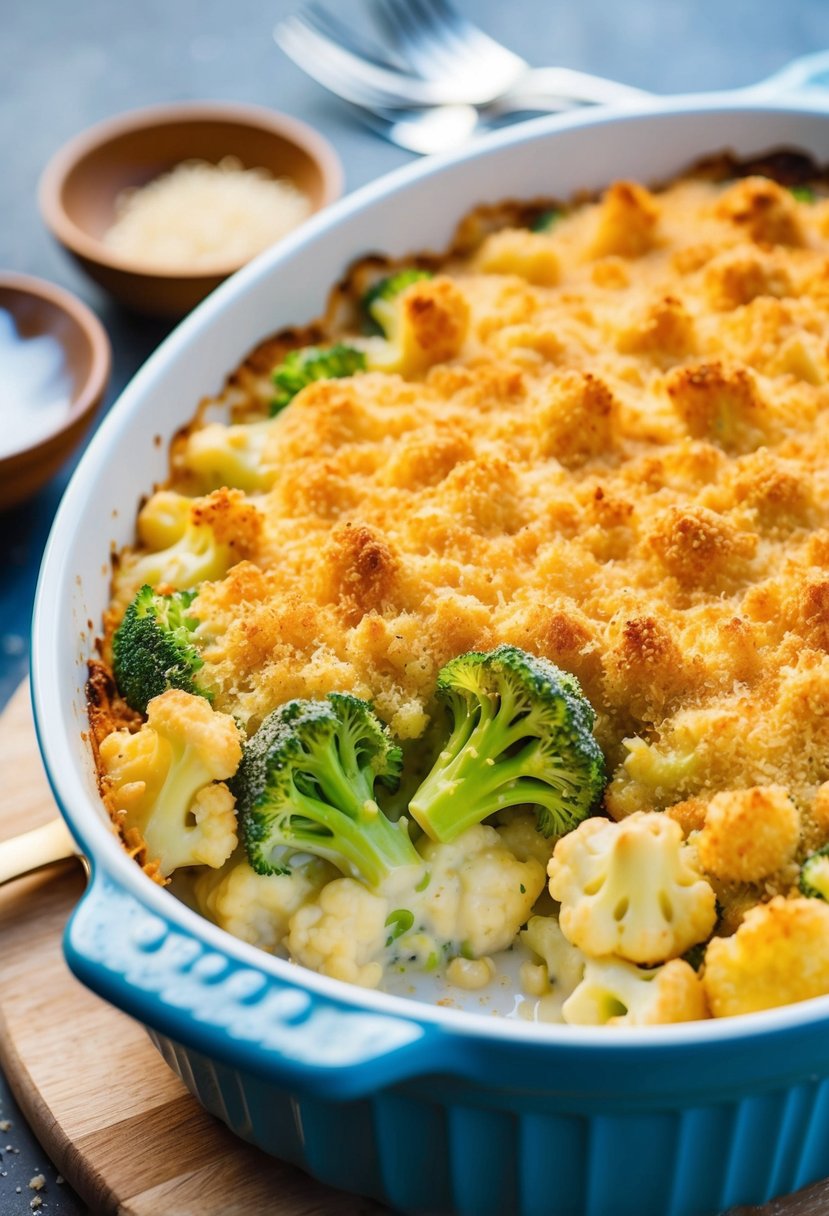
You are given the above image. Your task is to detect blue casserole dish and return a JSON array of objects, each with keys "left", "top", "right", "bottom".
[{"left": 31, "top": 74, "right": 829, "bottom": 1216}]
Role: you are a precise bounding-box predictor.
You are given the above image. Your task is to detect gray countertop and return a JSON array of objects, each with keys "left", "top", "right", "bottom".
[{"left": 4, "top": 0, "right": 829, "bottom": 1211}]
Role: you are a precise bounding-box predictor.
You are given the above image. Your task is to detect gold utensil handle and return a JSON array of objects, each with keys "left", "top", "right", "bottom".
[{"left": 0, "top": 817, "right": 81, "bottom": 887}]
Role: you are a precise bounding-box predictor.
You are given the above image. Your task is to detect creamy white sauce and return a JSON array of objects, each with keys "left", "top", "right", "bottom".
[
  {"left": 380, "top": 941, "right": 569, "bottom": 1023},
  {"left": 0, "top": 307, "right": 73, "bottom": 459}
]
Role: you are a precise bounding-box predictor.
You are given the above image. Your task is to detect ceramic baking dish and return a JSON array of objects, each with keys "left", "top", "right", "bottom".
[{"left": 31, "top": 70, "right": 829, "bottom": 1216}]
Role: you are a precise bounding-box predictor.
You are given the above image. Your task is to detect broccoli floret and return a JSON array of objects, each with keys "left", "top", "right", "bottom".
[
  {"left": 234, "top": 692, "right": 422, "bottom": 887},
  {"left": 270, "top": 343, "right": 367, "bottom": 414},
  {"left": 800, "top": 844, "right": 829, "bottom": 900},
  {"left": 530, "top": 208, "right": 563, "bottom": 233},
  {"left": 408, "top": 645, "right": 605, "bottom": 844},
  {"left": 113, "top": 584, "right": 210, "bottom": 715},
  {"left": 361, "top": 268, "right": 433, "bottom": 337},
  {"left": 790, "top": 185, "right": 816, "bottom": 203}
]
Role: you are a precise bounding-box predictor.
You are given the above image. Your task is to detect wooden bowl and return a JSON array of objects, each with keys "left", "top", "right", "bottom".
[
  {"left": 0, "top": 273, "right": 111, "bottom": 510},
  {"left": 38, "top": 102, "right": 344, "bottom": 319}
]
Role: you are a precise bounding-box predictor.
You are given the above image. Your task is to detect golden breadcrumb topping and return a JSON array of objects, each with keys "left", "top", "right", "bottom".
[
  {"left": 696, "top": 785, "right": 800, "bottom": 883},
  {"left": 703, "top": 896, "right": 829, "bottom": 1017},
  {"left": 140, "top": 171, "right": 829, "bottom": 816},
  {"left": 100, "top": 158, "right": 829, "bottom": 1016}
]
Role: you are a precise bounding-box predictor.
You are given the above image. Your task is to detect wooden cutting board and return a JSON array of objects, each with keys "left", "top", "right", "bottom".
[
  {"left": 0, "top": 681, "right": 826, "bottom": 1216},
  {"left": 0, "top": 683, "right": 383, "bottom": 1216}
]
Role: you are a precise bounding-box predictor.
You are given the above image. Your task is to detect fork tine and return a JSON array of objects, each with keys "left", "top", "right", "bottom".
[
  {"left": 412, "top": 0, "right": 482, "bottom": 57},
  {"left": 374, "top": 0, "right": 473, "bottom": 74},
  {"left": 408, "top": 0, "right": 478, "bottom": 67},
  {"left": 278, "top": 9, "right": 502, "bottom": 106},
  {"left": 373, "top": 0, "right": 521, "bottom": 89},
  {"left": 276, "top": 12, "right": 481, "bottom": 106},
  {"left": 303, "top": 1, "right": 405, "bottom": 70},
  {"left": 280, "top": 0, "right": 640, "bottom": 114},
  {"left": 277, "top": 16, "right": 397, "bottom": 108},
  {"left": 406, "top": 0, "right": 511, "bottom": 62}
]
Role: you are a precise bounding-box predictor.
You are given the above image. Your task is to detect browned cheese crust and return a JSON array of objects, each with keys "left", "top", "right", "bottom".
[{"left": 100, "top": 151, "right": 829, "bottom": 904}]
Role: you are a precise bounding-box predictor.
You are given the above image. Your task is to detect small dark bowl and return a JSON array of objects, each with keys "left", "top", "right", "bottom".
[
  {"left": 0, "top": 273, "right": 111, "bottom": 510},
  {"left": 38, "top": 102, "right": 344, "bottom": 319}
]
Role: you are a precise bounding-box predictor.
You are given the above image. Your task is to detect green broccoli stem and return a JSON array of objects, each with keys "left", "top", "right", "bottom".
[
  {"left": 800, "top": 847, "right": 829, "bottom": 900},
  {"left": 409, "top": 693, "right": 576, "bottom": 841},
  {"left": 273, "top": 733, "right": 421, "bottom": 886},
  {"left": 410, "top": 745, "right": 557, "bottom": 841},
  {"left": 276, "top": 786, "right": 420, "bottom": 888}
]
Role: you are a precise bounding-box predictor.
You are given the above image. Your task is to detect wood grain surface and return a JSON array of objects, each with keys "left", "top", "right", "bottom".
[
  {"left": 0, "top": 684, "right": 382, "bottom": 1216},
  {"left": 0, "top": 680, "right": 827, "bottom": 1216}
]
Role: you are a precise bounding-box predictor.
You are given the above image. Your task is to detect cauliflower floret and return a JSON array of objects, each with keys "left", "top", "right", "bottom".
[
  {"left": 703, "top": 896, "right": 829, "bottom": 1017},
  {"left": 362, "top": 276, "right": 470, "bottom": 377},
  {"left": 287, "top": 876, "right": 389, "bottom": 988},
  {"left": 589, "top": 181, "right": 660, "bottom": 259},
  {"left": 521, "top": 915, "right": 585, "bottom": 997},
  {"left": 183, "top": 420, "right": 279, "bottom": 494},
  {"left": 495, "top": 809, "right": 557, "bottom": 867},
  {"left": 605, "top": 734, "right": 700, "bottom": 819},
  {"left": 474, "top": 228, "right": 560, "bottom": 286},
  {"left": 419, "top": 824, "right": 545, "bottom": 957},
  {"left": 548, "top": 812, "right": 717, "bottom": 964},
  {"left": 696, "top": 785, "right": 800, "bottom": 883},
  {"left": 99, "top": 689, "right": 241, "bottom": 877},
  {"left": 664, "top": 361, "right": 767, "bottom": 454},
  {"left": 562, "top": 957, "right": 709, "bottom": 1026},
  {"left": 187, "top": 784, "right": 240, "bottom": 869},
  {"left": 810, "top": 782, "right": 829, "bottom": 841},
  {"left": 194, "top": 853, "right": 335, "bottom": 954},
  {"left": 114, "top": 487, "right": 263, "bottom": 609},
  {"left": 534, "top": 371, "right": 618, "bottom": 469},
  {"left": 714, "top": 176, "right": 803, "bottom": 247},
  {"left": 136, "top": 489, "right": 193, "bottom": 550}
]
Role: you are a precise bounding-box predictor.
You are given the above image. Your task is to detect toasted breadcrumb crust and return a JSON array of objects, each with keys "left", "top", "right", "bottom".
[
  {"left": 697, "top": 785, "right": 801, "bottom": 883},
  {"left": 703, "top": 896, "right": 829, "bottom": 1017},
  {"left": 96, "top": 152, "right": 829, "bottom": 952}
]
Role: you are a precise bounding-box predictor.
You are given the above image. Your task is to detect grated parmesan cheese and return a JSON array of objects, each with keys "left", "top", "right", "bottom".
[{"left": 103, "top": 155, "right": 311, "bottom": 270}]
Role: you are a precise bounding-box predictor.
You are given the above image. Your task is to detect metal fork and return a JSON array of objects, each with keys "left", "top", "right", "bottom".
[
  {"left": 276, "top": 10, "right": 591, "bottom": 153},
  {"left": 277, "top": 10, "right": 497, "bottom": 109},
  {"left": 370, "top": 0, "right": 649, "bottom": 108},
  {"left": 275, "top": 3, "right": 649, "bottom": 112},
  {"left": 342, "top": 102, "right": 489, "bottom": 154}
]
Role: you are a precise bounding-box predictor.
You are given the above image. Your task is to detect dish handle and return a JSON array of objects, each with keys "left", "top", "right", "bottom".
[
  {"left": 750, "top": 50, "right": 829, "bottom": 97},
  {"left": 64, "top": 870, "right": 453, "bottom": 1101}
]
